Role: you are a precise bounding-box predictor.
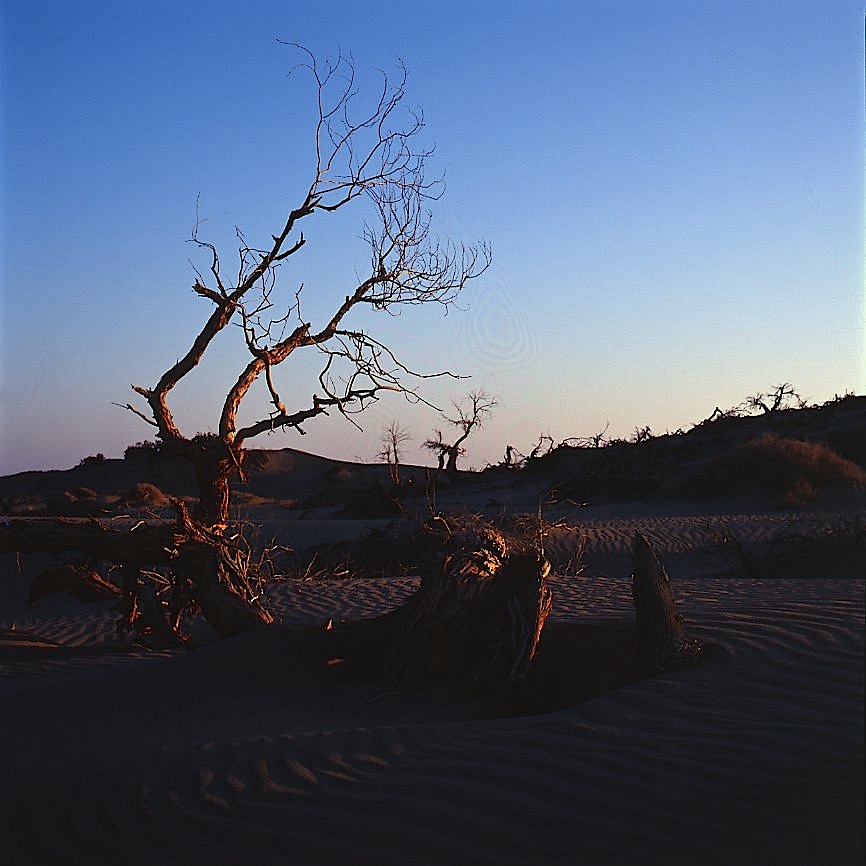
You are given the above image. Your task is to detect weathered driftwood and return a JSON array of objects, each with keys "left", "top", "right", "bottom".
[
  {"left": 631, "top": 532, "right": 702, "bottom": 673},
  {"left": 337, "top": 516, "right": 552, "bottom": 690},
  {"left": 0, "top": 514, "right": 273, "bottom": 640}
]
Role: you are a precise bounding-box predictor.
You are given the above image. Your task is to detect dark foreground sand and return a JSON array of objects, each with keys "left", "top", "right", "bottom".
[{"left": 1, "top": 504, "right": 863, "bottom": 865}]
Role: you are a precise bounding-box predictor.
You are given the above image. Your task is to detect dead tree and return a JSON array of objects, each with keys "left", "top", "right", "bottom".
[
  {"left": 113, "top": 48, "right": 489, "bottom": 636},
  {"left": 8, "top": 48, "right": 490, "bottom": 642},
  {"left": 424, "top": 390, "right": 497, "bottom": 473},
  {"left": 124, "top": 49, "right": 489, "bottom": 526},
  {"left": 424, "top": 429, "right": 449, "bottom": 470},
  {"left": 746, "top": 382, "right": 803, "bottom": 414},
  {"left": 379, "top": 421, "right": 411, "bottom": 487},
  {"left": 527, "top": 433, "right": 555, "bottom": 461}
]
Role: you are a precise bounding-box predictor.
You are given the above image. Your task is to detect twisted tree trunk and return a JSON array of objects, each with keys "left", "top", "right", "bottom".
[
  {"left": 172, "top": 500, "right": 274, "bottom": 635},
  {"left": 194, "top": 460, "right": 233, "bottom": 527}
]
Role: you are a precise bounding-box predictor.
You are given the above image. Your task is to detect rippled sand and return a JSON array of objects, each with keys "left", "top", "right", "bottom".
[{"left": 1, "top": 504, "right": 863, "bottom": 865}]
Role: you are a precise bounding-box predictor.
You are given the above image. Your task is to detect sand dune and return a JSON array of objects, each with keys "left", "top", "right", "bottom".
[{"left": 1, "top": 503, "right": 863, "bottom": 865}]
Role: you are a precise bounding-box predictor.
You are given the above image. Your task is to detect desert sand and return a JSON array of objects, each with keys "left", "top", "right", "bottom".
[{"left": 1, "top": 480, "right": 863, "bottom": 865}]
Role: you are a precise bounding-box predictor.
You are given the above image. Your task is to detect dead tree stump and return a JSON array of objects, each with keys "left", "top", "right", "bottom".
[
  {"left": 631, "top": 532, "right": 702, "bottom": 673},
  {"left": 340, "top": 516, "right": 552, "bottom": 691}
]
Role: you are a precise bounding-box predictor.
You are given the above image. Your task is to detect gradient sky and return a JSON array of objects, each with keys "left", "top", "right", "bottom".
[{"left": 2, "top": 0, "right": 864, "bottom": 476}]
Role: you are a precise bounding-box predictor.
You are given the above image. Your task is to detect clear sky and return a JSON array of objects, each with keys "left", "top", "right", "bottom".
[{"left": 1, "top": 0, "right": 863, "bottom": 476}]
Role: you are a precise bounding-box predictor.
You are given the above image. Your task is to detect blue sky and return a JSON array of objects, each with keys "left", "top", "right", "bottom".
[{"left": 1, "top": 0, "right": 863, "bottom": 475}]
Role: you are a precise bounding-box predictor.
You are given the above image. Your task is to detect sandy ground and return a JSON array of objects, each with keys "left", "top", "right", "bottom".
[{"left": 1, "top": 496, "right": 863, "bottom": 865}]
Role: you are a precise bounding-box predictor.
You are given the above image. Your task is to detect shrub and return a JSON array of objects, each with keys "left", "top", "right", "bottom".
[
  {"left": 125, "top": 482, "right": 171, "bottom": 508},
  {"left": 715, "top": 434, "right": 866, "bottom": 505},
  {"left": 124, "top": 440, "right": 161, "bottom": 460},
  {"left": 78, "top": 453, "right": 105, "bottom": 466}
]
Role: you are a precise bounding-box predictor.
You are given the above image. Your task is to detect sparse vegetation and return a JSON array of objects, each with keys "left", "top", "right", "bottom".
[
  {"left": 3, "top": 390, "right": 864, "bottom": 627},
  {"left": 124, "top": 440, "right": 161, "bottom": 460},
  {"left": 78, "top": 453, "right": 105, "bottom": 466},
  {"left": 124, "top": 482, "right": 171, "bottom": 509},
  {"left": 45, "top": 489, "right": 107, "bottom": 517},
  {"left": 696, "top": 433, "right": 866, "bottom": 505}
]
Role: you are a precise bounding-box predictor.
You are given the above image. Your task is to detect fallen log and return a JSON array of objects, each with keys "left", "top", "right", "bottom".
[
  {"left": 631, "top": 532, "right": 703, "bottom": 673},
  {"left": 0, "top": 517, "right": 178, "bottom": 563},
  {"left": 0, "top": 515, "right": 273, "bottom": 639}
]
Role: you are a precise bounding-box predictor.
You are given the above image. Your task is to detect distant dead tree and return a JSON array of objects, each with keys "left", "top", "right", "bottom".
[
  {"left": 527, "top": 433, "right": 555, "bottom": 461},
  {"left": 424, "top": 390, "right": 497, "bottom": 473},
  {"left": 97, "top": 46, "right": 487, "bottom": 637},
  {"left": 746, "top": 383, "right": 804, "bottom": 414},
  {"left": 698, "top": 406, "right": 743, "bottom": 426},
  {"left": 501, "top": 434, "right": 555, "bottom": 470},
  {"left": 561, "top": 421, "right": 611, "bottom": 450},
  {"left": 379, "top": 421, "right": 411, "bottom": 487}
]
